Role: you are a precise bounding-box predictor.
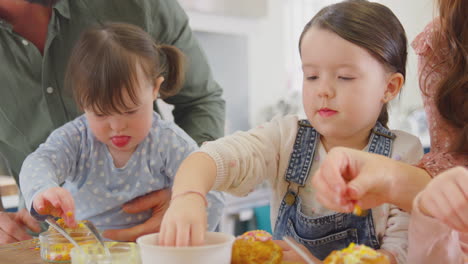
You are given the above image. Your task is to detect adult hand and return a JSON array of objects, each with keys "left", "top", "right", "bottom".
[
  {"left": 312, "top": 147, "right": 430, "bottom": 213},
  {"left": 103, "top": 188, "right": 171, "bottom": 241},
  {"left": 418, "top": 166, "right": 468, "bottom": 233},
  {"left": 311, "top": 147, "right": 395, "bottom": 213},
  {"left": 0, "top": 208, "right": 41, "bottom": 245}
]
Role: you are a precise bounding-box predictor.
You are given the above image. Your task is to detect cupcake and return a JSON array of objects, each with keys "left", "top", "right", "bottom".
[
  {"left": 324, "top": 243, "right": 390, "bottom": 264},
  {"left": 231, "top": 230, "right": 283, "bottom": 264}
]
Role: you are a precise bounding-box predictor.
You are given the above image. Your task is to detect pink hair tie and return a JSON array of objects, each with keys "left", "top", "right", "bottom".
[{"left": 171, "top": 191, "right": 208, "bottom": 206}]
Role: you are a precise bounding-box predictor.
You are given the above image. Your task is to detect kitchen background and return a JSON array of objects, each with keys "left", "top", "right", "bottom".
[{"left": 1, "top": 0, "right": 435, "bottom": 235}]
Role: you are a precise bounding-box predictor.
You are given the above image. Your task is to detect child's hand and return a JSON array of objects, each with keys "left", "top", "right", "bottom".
[
  {"left": 418, "top": 166, "right": 468, "bottom": 233},
  {"left": 33, "top": 187, "right": 77, "bottom": 227},
  {"left": 159, "top": 192, "right": 207, "bottom": 247}
]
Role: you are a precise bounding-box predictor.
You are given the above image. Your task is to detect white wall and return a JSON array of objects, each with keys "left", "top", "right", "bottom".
[
  {"left": 180, "top": 0, "right": 287, "bottom": 133},
  {"left": 180, "top": 0, "right": 436, "bottom": 136}
]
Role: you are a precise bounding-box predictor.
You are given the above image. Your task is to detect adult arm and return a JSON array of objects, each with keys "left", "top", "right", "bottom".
[
  {"left": 312, "top": 147, "right": 432, "bottom": 213},
  {"left": 148, "top": 0, "right": 225, "bottom": 145}
]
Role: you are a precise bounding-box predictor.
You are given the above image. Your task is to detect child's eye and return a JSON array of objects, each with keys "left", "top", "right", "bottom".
[
  {"left": 125, "top": 110, "right": 138, "bottom": 115},
  {"left": 338, "top": 76, "right": 355, "bottom": 81},
  {"left": 306, "top": 76, "right": 318, "bottom": 81},
  {"left": 94, "top": 113, "right": 106, "bottom": 117}
]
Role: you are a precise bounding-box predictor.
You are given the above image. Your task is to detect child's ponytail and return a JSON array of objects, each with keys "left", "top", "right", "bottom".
[
  {"left": 156, "top": 45, "right": 186, "bottom": 99},
  {"left": 68, "top": 22, "right": 187, "bottom": 115}
]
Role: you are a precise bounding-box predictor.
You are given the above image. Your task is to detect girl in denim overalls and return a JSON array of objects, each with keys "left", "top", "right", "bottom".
[{"left": 160, "top": 1, "right": 423, "bottom": 263}]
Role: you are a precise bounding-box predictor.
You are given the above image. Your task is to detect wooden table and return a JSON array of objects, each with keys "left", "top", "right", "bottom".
[{"left": 0, "top": 239, "right": 45, "bottom": 264}]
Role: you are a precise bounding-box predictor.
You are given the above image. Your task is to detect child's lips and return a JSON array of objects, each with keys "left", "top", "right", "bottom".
[
  {"left": 111, "top": 136, "right": 131, "bottom": 147},
  {"left": 318, "top": 108, "right": 338, "bottom": 117}
]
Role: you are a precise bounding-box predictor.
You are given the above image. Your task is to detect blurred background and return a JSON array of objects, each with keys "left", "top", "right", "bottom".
[{"left": 1, "top": 0, "right": 435, "bottom": 235}]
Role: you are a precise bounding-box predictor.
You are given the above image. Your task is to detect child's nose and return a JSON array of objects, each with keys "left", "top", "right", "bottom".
[
  {"left": 109, "top": 117, "right": 127, "bottom": 132},
  {"left": 317, "top": 80, "right": 335, "bottom": 98}
]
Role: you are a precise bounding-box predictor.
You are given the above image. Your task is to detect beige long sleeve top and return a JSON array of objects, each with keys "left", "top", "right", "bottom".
[{"left": 200, "top": 115, "right": 424, "bottom": 264}]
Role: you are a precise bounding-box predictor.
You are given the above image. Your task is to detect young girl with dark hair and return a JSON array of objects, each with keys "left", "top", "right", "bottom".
[
  {"left": 312, "top": 0, "right": 467, "bottom": 263},
  {"left": 18, "top": 22, "right": 223, "bottom": 234},
  {"left": 159, "top": 1, "right": 423, "bottom": 262}
]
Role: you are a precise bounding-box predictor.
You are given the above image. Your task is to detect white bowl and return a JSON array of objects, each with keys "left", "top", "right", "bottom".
[{"left": 136, "top": 232, "right": 235, "bottom": 264}]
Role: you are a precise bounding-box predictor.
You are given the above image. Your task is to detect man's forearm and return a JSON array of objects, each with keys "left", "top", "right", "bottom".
[{"left": 172, "top": 95, "right": 225, "bottom": 145}]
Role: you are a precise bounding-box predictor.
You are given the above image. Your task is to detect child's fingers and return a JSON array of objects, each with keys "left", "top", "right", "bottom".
[
  {"left": 44, "top": 190, "right": 68, "bottom": 217},
  {"left": 33, "top": 195, "right": 47, "bottom": 214},
  {"left": 38, "top": 188, "right": 76, "bottom": 226},
  {"left": 190, "top": 221, "right": 206, "bottom": 247},
  {"left": 161, "top": 223, "right": 176, "bottom": 247},
  {"left": 175, "top": 223, "right": 190, "bottom": 247},
  {"left": 40, "top": 190, "right": 63, "bottom": 215},
  {"left": 56, "top": 190, "right": 76, "bottom": 227},
  {"left": 159, "top": 222, "right": 167, "bottom": 245}
]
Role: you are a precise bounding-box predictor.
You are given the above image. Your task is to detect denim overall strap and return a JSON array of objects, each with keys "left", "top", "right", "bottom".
[
  {"left": 274, "top": 120, "right": 319, "bottom": 236},
  {"left": 367, "top": 122, "right": 395, "bottom": 156},
  {"left": 284, "top": 120, "right": 319, "bottom": 186}
]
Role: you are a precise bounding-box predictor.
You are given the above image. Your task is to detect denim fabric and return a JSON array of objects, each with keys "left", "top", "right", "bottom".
[{"left": 273, "top": 120, "right": 395, "bottom": 260}]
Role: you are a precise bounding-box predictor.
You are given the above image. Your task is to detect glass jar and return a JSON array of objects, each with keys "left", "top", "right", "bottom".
[
  {"left": 70, "top": 242, "right": 141, "bottom": 264},
  {"left": 39, "top": 229, "right": 95, "bottom": 263}
]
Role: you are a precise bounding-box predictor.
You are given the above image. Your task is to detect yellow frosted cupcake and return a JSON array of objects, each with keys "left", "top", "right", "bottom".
[
  {"left": 324, "top": 243, "right": 390, "bottom": 264},
  {"left": 231, "top": 230, "right": 283, "bottom": 264}
]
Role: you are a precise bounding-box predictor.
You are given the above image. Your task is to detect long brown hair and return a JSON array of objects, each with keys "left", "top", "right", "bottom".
[
  {"left": 66, "top": 22, "right": 185, "bottom": 115},
  {"left": 299, "top": 0, "right": 407, "bottom": 127},
  {"left": 425, "top": 0, "right": 468, "bottom": 153}
]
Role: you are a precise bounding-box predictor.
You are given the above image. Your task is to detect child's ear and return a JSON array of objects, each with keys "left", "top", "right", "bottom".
[
  {"left": 382, "top": 72, "right": 404, "bottom": 103},
  {"left": 152, "top": 76, "right": 165, "bottom": 100}
]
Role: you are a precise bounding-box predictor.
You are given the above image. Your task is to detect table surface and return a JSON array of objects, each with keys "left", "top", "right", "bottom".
[{"left": 0, "top": 239, "right": 46, "bottom": 264}]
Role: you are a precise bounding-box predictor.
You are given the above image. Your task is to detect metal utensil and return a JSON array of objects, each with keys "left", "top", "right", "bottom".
[
  {"left": 82, "top": 220, "right": 112, "bottom": 258},
  {"left": 283, "top": 236, "right": 317, "bottom": 264},
  {"left": 45, "top": 218, "right": 85, "bottom": 254}
]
